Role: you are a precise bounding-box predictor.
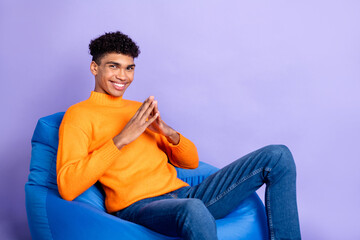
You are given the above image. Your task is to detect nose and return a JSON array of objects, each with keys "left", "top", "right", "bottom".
[{"left": 116, "top": 69, "right": 127, "bottom": 80}]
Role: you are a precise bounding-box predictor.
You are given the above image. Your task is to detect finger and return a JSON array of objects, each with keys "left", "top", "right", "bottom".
[
  {"left": 132, "top": 98, "right": 148, "bottom": 118},
  {"left": 145, "top": 112, "right": 159, "bottom": 127},
  {"left": 137, "top": 96, "right": 154, "bottom": 118},
  {"left": 153, "top": 100, "right": 159, "bottom": 112},
  {"left": 156, "top": 112, "right": 162, "bottom": 123},
  {"left": 150, "top": 101, "right": 159, "bottom": 117},
  {"left": 140, "top": 100, "right": 156, "bottom": 122}
]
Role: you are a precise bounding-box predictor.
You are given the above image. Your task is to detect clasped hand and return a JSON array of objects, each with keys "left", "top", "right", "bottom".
[{"left": 113, "top": 96, "right": 180, "bottom": 150}]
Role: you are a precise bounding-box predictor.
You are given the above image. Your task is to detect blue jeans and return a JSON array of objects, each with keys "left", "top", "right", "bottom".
[{"left": 114, "top": 145, "right": 301, "bottom": 240}]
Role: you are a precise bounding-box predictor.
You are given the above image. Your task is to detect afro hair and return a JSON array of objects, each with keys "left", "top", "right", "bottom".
[{"left": 89, "top": 31, "right": 140, "bottom": 64}]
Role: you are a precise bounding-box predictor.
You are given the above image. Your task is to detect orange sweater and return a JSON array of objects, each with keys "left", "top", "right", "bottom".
[{"left": 57, "top": 91, "right": 199, "bottom": 213}]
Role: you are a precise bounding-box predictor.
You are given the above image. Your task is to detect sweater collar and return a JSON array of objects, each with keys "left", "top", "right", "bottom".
[{"left": 89, "top": 91, "right": 124, "bottom": 106}]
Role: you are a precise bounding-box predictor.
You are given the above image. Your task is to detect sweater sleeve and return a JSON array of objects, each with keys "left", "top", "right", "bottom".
[
  {"left": 56, "top": 122, "right": 122, "bottom": 201},
  {"left": 157, "top": 133, "right": 199, "bottom": 169}
]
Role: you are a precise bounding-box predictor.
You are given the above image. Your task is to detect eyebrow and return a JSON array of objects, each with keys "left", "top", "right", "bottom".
[{"left": 105, "top": 61, "right": 136, "bottom": 68}]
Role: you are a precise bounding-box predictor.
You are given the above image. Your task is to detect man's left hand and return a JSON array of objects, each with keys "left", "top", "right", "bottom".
[{"left": 147, "top": 100, "right": 180, "bottom": 145}]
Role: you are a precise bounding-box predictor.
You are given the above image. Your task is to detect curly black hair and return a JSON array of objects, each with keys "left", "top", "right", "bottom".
[{"left": 89, "top": 31, "right": 140, "bottom": 64}]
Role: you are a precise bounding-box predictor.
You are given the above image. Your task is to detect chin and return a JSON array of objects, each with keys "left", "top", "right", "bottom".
[{"left": 108, "top": 90, "right": 124, "bottom": 97}]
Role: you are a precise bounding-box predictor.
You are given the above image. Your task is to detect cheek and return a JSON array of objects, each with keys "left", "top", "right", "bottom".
[
  {"left": 128, "top": 72, "right": 135, "bottom": 81},
  {"left": 102, "top": 71, "right": 114, "bottom": 81}
]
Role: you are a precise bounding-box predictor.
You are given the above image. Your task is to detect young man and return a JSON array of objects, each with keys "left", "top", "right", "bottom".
[{"left": 57, "top": 31, "right": 301, "bottom": 240}]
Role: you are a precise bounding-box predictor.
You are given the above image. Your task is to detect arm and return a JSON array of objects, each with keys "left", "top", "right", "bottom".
[
  {"left": 57, "top": 121, "right": 122, "bottom": 201},
  {"left": 149, "top": 101, "right": 199, "bottom": 169},
  {"left": 157, "top": 133, "right": 199, "bottom": 169}
]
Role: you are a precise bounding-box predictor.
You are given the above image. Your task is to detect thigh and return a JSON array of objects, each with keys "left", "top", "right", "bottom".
[
  {"left": 186, "top": 145, "right": 283, "bottom": 219},
  {"left": 135, "top": 198, "right": 190, "bottom": 237},
  {"left": 116, "top": 197, "right": 213, "bottom": 238}
]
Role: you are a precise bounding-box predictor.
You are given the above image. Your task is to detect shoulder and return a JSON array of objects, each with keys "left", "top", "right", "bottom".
[
  {"left": 62, "top": 99, "right": 94, "bottom": 126},
  {"left": 122, "top": 99, "right": 142, "bottom": 109},
  {"left": 123, "top": 99, "right": 142, "bottom": 106}
]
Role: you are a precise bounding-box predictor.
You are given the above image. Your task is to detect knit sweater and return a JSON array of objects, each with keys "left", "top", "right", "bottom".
[{"left": 56, "top": 91, "right": 199, "bottom": 213}]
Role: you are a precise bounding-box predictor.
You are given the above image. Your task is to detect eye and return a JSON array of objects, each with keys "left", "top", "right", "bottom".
[
  {"left": 126, "top": 66, "right": 135, "bottom": 71},
  {"left": 109, "top": 64, "right": 117, "bottom": 69}
]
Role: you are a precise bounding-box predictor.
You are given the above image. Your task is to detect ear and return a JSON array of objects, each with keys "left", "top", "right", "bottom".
[{"left": 90, "top": 61, "right": 98, "bottom": 76}]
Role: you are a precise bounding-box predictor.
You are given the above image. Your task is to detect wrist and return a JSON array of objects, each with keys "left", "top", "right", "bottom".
[
  {"left": 113, "top": 135, "right": 127, "bottom": 150},
  {"left": 166, "top": 130, "right": 180, "bottom": 145}
]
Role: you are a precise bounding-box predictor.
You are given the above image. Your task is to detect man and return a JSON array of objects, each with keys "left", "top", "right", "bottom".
[{"left": 57, "top": 31, "right": 301, "bottom": 240}]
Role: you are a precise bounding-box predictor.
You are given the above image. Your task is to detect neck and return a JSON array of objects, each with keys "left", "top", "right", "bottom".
[{"left": 89, "top": 91, "right": 124, "bottom": 106}]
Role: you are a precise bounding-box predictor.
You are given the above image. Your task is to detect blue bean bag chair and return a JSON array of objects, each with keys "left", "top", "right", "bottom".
[{"left": 25, "top": 112, "right": 269, "bottom": 240}]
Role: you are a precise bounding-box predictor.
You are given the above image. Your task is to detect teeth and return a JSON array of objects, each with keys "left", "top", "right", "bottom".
[{"left": 113, "top": 82, "right": 125, "bottom": 87}]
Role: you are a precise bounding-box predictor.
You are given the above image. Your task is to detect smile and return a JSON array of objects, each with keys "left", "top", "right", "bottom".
[
  {"left": 114, "top": 83, "right": 125, "bottom": 87},
  {"left": 111, "top": 81, "right": 126, "bottom": 90}
]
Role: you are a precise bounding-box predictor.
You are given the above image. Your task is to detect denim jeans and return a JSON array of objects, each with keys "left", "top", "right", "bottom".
[{"left": 114, "top": 145, "right": 301, "bottom": 240}]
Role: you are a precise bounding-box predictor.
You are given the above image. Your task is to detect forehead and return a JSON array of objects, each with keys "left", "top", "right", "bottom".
[{"left": 100, "top": 52, "right": 134, "bottom": 65}]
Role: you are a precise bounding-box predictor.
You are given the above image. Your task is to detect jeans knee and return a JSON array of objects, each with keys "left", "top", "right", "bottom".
[
  {"left": 178, "top": 199, "right": 215, "bottom": 223},
  {"left": 181, "top": 199, "right": 207, "bottom": 215},
  {"left": 264, "top": 144, "right": 290, "bottom": 155},
  {"left": 177, "top": 199, "right": 217, "bottom": 239},
  {"left": 265, "top": 144, "right": 296, "bottom": 174}
]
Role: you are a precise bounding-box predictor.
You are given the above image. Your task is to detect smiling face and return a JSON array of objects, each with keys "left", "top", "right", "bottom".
[{"left": 90, "top": 52, "right": 135, "bottom": 97}]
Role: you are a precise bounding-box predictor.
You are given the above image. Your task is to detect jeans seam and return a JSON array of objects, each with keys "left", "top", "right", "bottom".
[
  {"left": 267, "top": 186, "right": 275, "bottom": 240},
  {"left": 205, "top": 167, "right": 269, "bottom": 208},
  {"left": 168, "top": 193, "right": 178, "bottom": 199}
]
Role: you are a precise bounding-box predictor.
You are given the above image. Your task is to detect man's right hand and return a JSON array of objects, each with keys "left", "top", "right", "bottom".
[{"left": 112, "top": 96, "right": 159, "bottom": 150}]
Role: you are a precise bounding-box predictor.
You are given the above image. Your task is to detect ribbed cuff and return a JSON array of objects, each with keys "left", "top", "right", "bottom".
[
  {"left": 98, "top": 139, "right": 123, "bottom": 168},
  {"left": 168, "top": 133, "right": 190, "bottom": 154}
]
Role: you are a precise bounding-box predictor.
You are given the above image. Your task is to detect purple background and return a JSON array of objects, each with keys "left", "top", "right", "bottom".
[{"left": 1, "top": 0, "right": 359, "bottom": 239}]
